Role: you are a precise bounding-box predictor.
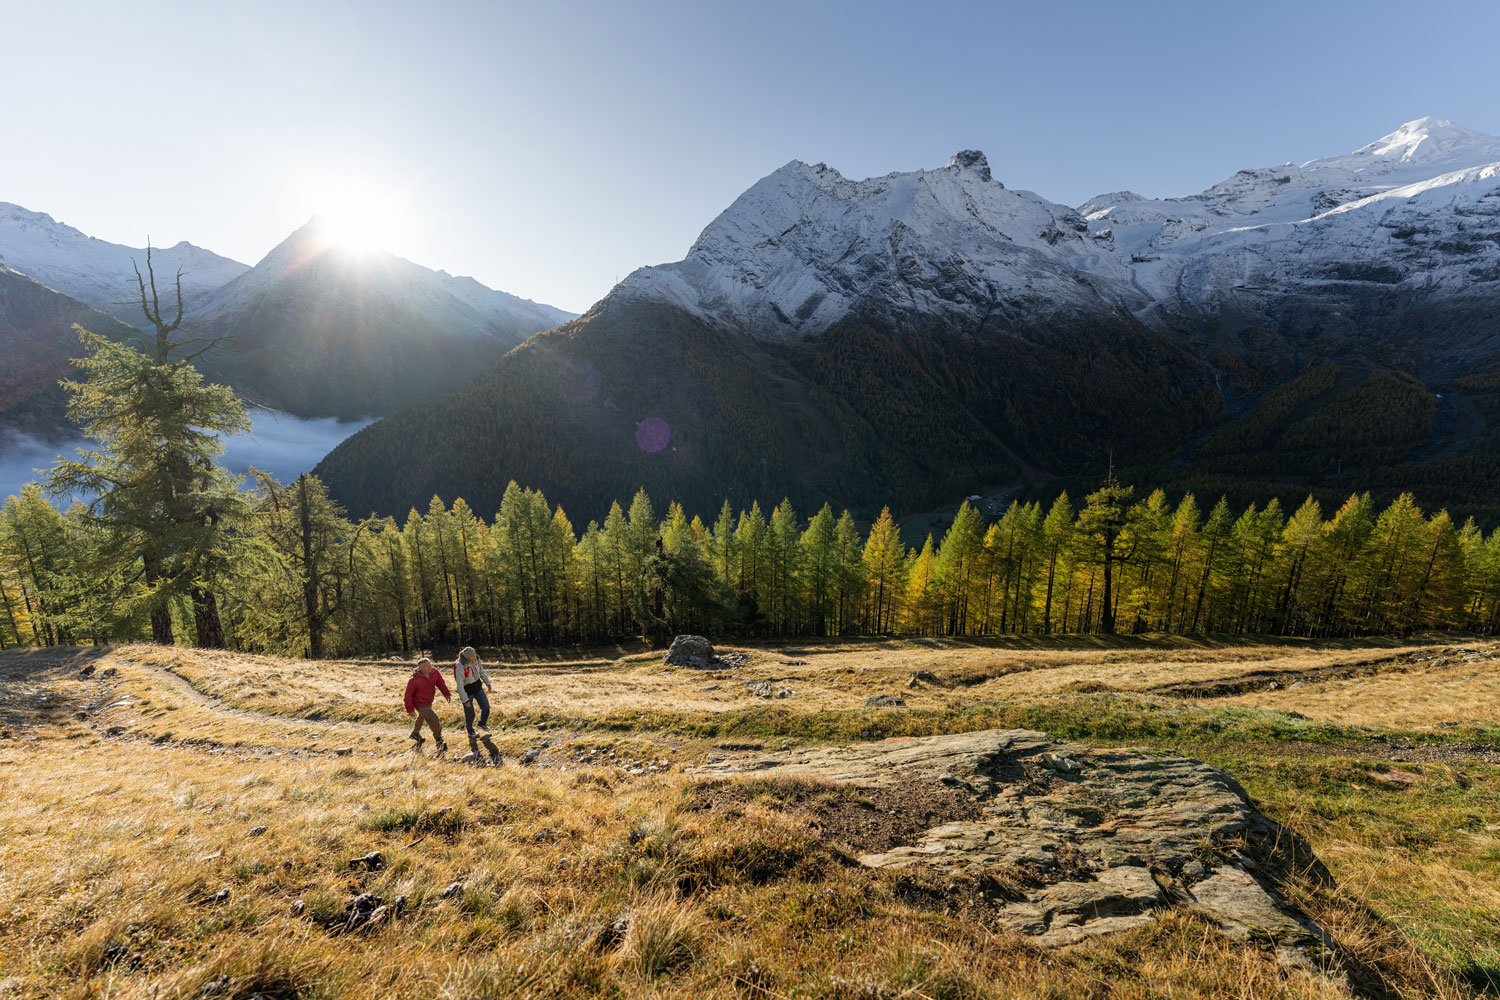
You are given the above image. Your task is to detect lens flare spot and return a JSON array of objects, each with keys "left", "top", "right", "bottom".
[{"left": 635, "top": 417, "right": 671, "bottom": 453}]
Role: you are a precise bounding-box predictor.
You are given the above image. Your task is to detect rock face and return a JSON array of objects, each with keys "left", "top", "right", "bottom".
[
  {"left": 664, "top": 635, "right": 715, "bottom": 669},
  {"left": 695, "top": 729, "right": 1333, "bottom": 970}
]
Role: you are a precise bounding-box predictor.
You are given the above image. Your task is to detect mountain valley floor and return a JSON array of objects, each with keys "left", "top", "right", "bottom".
[{"left": 2, "top": 634, "right": 1498, "bottom": 998}]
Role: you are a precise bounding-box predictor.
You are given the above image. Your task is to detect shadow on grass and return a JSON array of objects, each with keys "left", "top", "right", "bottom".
[
  {"left": 764, "top": 632, "right": 1457, "bottom": 656},
  {"left": 1460, "top": 964, "right": 1500, "bottom": 996}
]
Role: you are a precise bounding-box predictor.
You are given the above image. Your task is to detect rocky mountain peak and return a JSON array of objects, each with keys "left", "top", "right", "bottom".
[{"left": 946, "top": 149, "right": 993, "bottom": 183}]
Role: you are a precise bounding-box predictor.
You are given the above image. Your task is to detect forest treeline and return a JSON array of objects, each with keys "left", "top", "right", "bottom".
[
  {"left": 3, "top": 261, "right": 1496, "bottom": 657},
  {"left": 4, "top": 469, "right": 1496, "bottom": 656}
]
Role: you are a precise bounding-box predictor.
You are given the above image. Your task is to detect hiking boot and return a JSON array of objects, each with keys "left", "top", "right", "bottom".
[
  {"left": 434, "top": 742, "right": 448, "bottom": 756},
  {"left": 477, "top": 722, "right": 491, "bottom": 733},
  {"left": 409, "top": 734, "right": 425, "bottom": 744}
]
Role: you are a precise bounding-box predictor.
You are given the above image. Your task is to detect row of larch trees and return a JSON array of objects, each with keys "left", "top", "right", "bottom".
[{"left": 10, "top": 464, "right": 1496, "bottom": 656}]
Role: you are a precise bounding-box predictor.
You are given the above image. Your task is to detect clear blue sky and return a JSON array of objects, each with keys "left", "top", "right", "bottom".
[{"left": 4, "top": 0, "right": 1497, "bottom": 314}]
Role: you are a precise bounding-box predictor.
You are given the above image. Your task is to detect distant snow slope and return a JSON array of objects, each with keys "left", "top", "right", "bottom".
[
  {"left": 0, "top": 203, "right": 249, "bottom": 324},
  {"left": 1077, "top": 117, "right": 1500, "bottom": 319}
]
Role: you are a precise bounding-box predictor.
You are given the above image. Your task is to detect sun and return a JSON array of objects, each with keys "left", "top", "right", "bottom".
[{"left": 301, "top": 175, "right": 411, "bottom": 254}]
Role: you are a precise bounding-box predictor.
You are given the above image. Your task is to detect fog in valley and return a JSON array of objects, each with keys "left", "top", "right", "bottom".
[{"left": 0, "top": 410, "right": 371, "bottom": 504}]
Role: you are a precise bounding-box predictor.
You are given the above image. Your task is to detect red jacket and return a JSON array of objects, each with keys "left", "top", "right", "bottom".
[{"left": 404, "top": 668, "right": 451, "bottom": 713}]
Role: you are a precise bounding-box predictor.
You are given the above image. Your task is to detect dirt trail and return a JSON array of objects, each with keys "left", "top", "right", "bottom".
[{"left": 122, "top": 653, "right": 390, "bottom": 737}]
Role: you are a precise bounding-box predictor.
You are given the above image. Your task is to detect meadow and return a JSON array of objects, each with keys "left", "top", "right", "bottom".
[{"left": 1, "top": 634, "right": 1497, "bottom": 999}]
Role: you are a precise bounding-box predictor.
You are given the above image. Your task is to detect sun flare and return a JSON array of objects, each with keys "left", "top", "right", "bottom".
[{"left": 302, "top": 175, "right": 411, "bottom": 253}]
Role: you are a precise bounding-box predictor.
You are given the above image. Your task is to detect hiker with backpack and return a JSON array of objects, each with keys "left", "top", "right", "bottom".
[
  {"left": 453, "top": 646, "right": 494, "bottom": 735},
  {"left": 404, "top": 657, "right": 451, "bottom": 754}
]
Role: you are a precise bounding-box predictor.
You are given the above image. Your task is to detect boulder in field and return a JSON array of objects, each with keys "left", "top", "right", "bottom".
[{"left": 664, "top": 635, "right": 716, "bottom": 668}]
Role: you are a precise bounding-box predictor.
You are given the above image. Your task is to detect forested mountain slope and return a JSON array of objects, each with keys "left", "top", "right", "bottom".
[
  {"left": 0, "top": 264, "right": 140, "bottom": 433},
  {"left": 187, "top": 220, "right": 575, "bottom": 417},
  {"left": 319, "top": 119, "right": 1500, "bottom": 521}
]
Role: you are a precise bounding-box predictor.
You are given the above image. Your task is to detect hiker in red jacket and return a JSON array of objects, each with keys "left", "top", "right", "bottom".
[{"left": 404, "top": 657, "right": 452, "bottom": 753}]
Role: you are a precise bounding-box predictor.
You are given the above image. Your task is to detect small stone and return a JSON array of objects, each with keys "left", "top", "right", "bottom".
[
  {"left": 208, "top": 888, "right": 230, "bottom": 904},
  {"left": 521, "top": 747, "right": 542, "bottom": 765},
  {"left": 77, "top": 665, "right": 96, "bottom": 679},
  {"left": 101, "top": 666, "right": 118, "bottom": 677},
  {"left": 1039, "top": 752, "right": 1082, "bottom": 773},
  {"left": 441, "top": 881, "right": 463, "bottom": 899},
  {"left": 349, "top": 851, "right": 385, "bottom": 871},
  {"left": 334, "top": 747, "right": 353, "bottom": 756},
  {"left": 865, "top": 694, "right": 906, "bottom": 708},
  {"left": 292, "top": 899, "right": 306, "bottom": 915},
  {"left": 249, "top": 826, "right": 267, "bottom": 837}
]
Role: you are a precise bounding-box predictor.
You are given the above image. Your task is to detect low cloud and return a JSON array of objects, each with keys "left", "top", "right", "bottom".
[
  {"left": 0, "top": 411, "right": 371, "bottom": 503},
  {"left": 218, "top": 411, "right": 373, "bottom": 484}
]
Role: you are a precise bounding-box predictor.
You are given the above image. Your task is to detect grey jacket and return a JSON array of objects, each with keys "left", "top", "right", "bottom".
[{"left": 452, "top": 657, "right": 491, "bottom": 701}]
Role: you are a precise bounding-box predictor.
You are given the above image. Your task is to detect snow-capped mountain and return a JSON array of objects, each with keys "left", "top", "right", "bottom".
[
  {"left": 0, "top": 202, "right": 249, "bottom": 323},
  {"left": 1078, "top": 117, "right": 1500, "bottom": 360},
  {"left": 187, "top": 219, "right": 577, "bottom": 417},
  {"left": 614, "top": 117, "right": 1500, "bottom": 374},
  {"left": 616, "top": 150, "right": 1131, "bottom": 339}
]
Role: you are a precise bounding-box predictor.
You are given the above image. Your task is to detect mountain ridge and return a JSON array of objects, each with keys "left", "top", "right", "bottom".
[
  {"left": 316, "top": 117, "right": 1500, "bottom": 522},
  {"left": 0, "top": 208, "right": 577, "bottom": 428}
]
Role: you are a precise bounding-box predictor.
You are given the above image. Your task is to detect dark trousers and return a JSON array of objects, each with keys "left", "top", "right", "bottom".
[
  {"left": 409, "top": 704, "right": 442, "bottom": 742},
  {"left": 462, "top": 682, "right": 490, "bottom": 731}
]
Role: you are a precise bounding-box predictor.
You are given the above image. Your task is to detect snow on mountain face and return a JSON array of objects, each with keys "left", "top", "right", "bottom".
[
  {"left": 1078, "top": 118, "right": 1500, "bottom": 313},
  {"left": 616, "top": 150, "right": 1130, "bottom": 338},
  {"left": 617, "top": 118, "right": 1500, "bottom": 352},
  {"left": 0, "top": 202, "right": 249, "bottom": 324}
]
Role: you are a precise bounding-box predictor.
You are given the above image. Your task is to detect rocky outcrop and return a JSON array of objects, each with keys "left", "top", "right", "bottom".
[{"left": 694, "top": 729, "right": 1335, "bottom": 971}]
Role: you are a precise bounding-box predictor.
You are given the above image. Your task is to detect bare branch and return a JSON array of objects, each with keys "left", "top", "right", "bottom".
[
  {"left": 131, "top": 259, "right": 158, "bottom": 328},
  {"left": 172, "top": 267, "right": 185, "bottom": 331}
]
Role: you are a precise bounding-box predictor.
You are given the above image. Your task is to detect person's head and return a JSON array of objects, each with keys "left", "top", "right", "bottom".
[
  {"left": 416, "top": 657, "right": 433, "bottom": 675},
  {"left": 460, "top": 646, "right": 477, "bottom": 664}
]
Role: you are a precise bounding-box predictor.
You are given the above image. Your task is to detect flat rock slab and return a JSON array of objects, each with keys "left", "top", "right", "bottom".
[{"left": 694, "top": 729, "right": 1334, "bottom": 967}]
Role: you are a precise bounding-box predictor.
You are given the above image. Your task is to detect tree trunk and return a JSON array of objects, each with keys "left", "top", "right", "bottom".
[
  {"left": 192, "top": 586, "right": 227, "bottom": 649},
  {"left": 1100, "top": 531, "right": 1117, "bottom": 634},
  {"left": 144, "top": 551, "right": 173, "bottom": 645}
]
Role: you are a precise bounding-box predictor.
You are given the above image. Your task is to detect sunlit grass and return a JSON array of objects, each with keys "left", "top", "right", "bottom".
[{"left": 0, "top": 636, "right": 1495, "bottom": 997}]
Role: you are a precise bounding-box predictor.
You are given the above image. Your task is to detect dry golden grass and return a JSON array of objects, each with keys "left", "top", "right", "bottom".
[
  {"left": 2, "top": 636, "right": 1497, "bottom": 998},
  {"left": 112, "top": 635, "right": 1464, "bottom": 733},
  {"left": 1222, "top": 655, "right": 1500, "bottom": 730}
]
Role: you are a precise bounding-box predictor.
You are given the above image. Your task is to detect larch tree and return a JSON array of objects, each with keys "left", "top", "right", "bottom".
[
  {"left": 1078, "top": 471, "right": 1138, "bottom": 634},
  {"left": 49, "top": 246, "right": 248, "bottom": 646}
]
